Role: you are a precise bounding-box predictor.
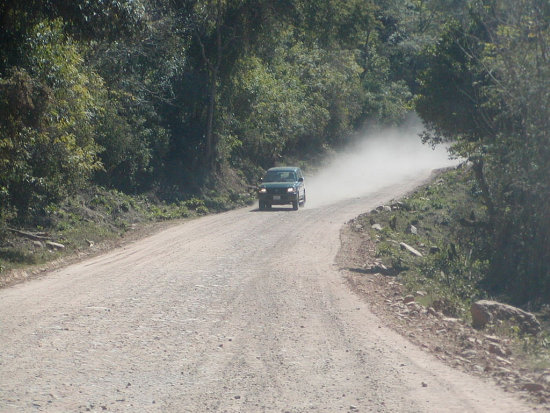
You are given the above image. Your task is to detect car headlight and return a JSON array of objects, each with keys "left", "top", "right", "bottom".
[
  {"left": 258, "top": 188, "right": 267, "bottom": 193},
  {"left": 287, "top": 187, "right": 296, "bottom": 193}
]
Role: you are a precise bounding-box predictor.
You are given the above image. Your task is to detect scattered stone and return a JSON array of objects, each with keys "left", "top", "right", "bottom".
[
  {"left": 371, "top": 224, "right": 383, "bottom": 231},
  {"left": 488, "top": 343, "right": 509, "bottom": 358},
  {"left": 495, "top": 356, "right": 512, "bottom": 366},
  {"left": 522, "top": 383, "right": 544, "bottom": 393},
  {"left": 421, "top": 382, "right": 428, "bottom": 387},
  {"left": 427, "top": 307, "right": 439, "bottom": 317},
  {"left": 473, "top": 365, "right": 485, "bottom": 373},
  {"left": 470, "top": 300, "right": 541, "bottom": 334},
  {"left": 45, "top": 241, "right": 65, "bottom": 250},
  {"left": 403, "top": 295, "right": 415, "bottom": 304},
  {"left": 466, "top": 337, "right": 477, "bottom": 346},
  {"left": 406, "top": 224, "right": 418, "bottom": 235},
  {"left": 399, "top": 242, "right": 423, "bottom": 257},
  {"left": 406, "top": 302, "right": 420, "bottom": 311},
  {"left": 415, "top": 291, "right": 427, "bottom": 297},
  {"left": 483, "top": 334, "right": 502, "bottom": 344},
  {"left": 383, "top": 206, "right": 392, "bottom": 212},
  {"left": 461, "top": 350, "right": 478, "bottom": 359},
  {"left": 391, "top": 202, "right": 404, "bottom": 210},
  {"left": 86, "top": 239, "right": 95, "bottom": 247},
  {"left": 454, "top": 356, "right": 471, "bottom": 364},
  {"left": 376, "top": 262, "right": 388, "bottom": 272},
  {"left": 539, "top": 372, "right": 550, "bottom": 386},
  {"left": 32, "top": 240, "right": 44, "bottom": 249}
]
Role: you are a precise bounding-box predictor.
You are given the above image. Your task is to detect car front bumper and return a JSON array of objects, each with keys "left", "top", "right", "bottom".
[{"left": 258, "top": 193, "right": 298, "bottom": 205}]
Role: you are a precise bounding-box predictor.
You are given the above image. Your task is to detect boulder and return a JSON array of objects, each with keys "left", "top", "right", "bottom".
[{"left": 470, "top": 300, "right": 541, "bottom": 335}]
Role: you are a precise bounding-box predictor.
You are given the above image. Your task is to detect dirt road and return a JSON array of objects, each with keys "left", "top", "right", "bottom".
[{"left": 0, "top": 172, "right": 536, "bottom": 412}]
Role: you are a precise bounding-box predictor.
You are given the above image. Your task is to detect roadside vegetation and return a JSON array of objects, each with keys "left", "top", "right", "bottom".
[
  {"left": 0, "top": 186, "right": 253, "bottom": 280},
  {"left": 354, "top": 166, "right": 550, "bottom": 373}
]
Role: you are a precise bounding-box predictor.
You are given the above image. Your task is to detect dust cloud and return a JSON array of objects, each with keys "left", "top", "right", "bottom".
[{"left": 305, "top": 122, "right": 458, "bottom": 208}]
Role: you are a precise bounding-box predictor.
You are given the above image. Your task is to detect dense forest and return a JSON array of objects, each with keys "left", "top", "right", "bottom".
[{"left": 0, "top": 1, "right": 548, "bottom": 305}]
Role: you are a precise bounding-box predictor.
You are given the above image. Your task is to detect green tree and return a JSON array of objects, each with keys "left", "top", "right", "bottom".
[
  {"left": 415, "top": 0, "right": 550, "bottom": 304},
  {"left": 0, "top": 20, "right": 103, "bottom": 219}
]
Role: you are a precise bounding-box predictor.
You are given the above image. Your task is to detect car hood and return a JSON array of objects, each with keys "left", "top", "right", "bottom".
[{"left": 260, "top": 182, "right": 297, "bottom": 188}]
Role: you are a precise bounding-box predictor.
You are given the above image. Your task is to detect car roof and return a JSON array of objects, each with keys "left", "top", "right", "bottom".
[{"left": 267, "top": 166, "right": 300, "bottom": 172}]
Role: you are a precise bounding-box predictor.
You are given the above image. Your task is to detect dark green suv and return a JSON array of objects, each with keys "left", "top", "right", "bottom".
[{"left": 257, "top": 167, "right": 306, "bottom": 211}]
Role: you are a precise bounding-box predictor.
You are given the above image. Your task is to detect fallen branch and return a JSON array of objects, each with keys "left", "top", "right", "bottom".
[
  {"left": 400, "top": 242, "right": 423, "bottom": 257},
  {"left": 7, "top": 227, "right": 52, "bottom": 241}
]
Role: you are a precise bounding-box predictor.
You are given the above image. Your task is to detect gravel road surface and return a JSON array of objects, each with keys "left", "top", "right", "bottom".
[{"left": 0, "top": 172, "right": 535, "bottom": 412}]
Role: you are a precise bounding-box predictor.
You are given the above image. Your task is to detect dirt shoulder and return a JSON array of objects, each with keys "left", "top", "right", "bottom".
[
  {"left": 337, "top": 223, "right": 550, "bottom": 409},
  {"left": 0, "top": 218, "right": 182, "bottom": 289}
]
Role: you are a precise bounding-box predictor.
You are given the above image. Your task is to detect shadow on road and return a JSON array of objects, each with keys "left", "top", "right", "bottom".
[{"left": 251, "top": 207, "right": 299, "bottom": 212}]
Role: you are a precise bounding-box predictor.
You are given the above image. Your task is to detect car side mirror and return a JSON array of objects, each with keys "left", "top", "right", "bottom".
[
  {"left": 259, "top": 177, "right": 263, "bottom": 183},
  {"left": 298, "top": 177, "right": 304, "bottom": 182}
]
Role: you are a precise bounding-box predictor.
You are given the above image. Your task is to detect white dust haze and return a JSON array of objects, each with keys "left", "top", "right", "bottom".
[{"left": 305, "top": 121, "right": 458, "bottom": 208}]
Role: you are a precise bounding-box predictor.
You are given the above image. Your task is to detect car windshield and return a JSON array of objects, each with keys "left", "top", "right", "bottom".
[{"left": 264, "top": 171, "right": 297, "bottom": 183}]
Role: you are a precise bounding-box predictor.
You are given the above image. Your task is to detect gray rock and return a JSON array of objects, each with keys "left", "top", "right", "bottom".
[
  {"left": 403, "top": 295, "right": 415, "bottom": 304},
  {"left": 483, "top": 334, "right": 502, "bottom": 343},
  {"left": 461, "top": 349, "right": 478, "bottom": 359},
  {"left": 391, "top": 202, "right": 404, "bottom": 210},
  {"left": 406, "top": 224, "right": 418, "bottom": 235},
  {"left": 470, "top": 300, "right": 541, "bottom": 334},
  {"left": 539, "top": 372, "right": 550, "bottom": 386},
  {"left": 522, "top": 382, "right": 544, "bottom": 393},
  {"left": 371, "top": 224, "right": 383, "bottom": 231},
  {"left": 427, "top": 307, "right": 440, "bottom": 317},
  {"left": 488, "top": 343, "right": 508, "bottom": 358},
  {"left": 33, "top": 240, "right": 44, "bottom": 249}
]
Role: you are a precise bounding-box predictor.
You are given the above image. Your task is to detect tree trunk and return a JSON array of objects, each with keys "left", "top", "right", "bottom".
[
  {"left": 472, "top": 158, "right": 496, "bottom": 226},
  {"left": 203, "top": 0, "right": 223, "bottom": 169},
  {"left": 205, "top": 66, "right": 217, "bottom": 166}
]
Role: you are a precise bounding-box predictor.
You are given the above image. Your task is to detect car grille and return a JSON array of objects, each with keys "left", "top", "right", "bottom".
[{"left": 267, "top": 188, "right": 288, "bottom": 195}]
